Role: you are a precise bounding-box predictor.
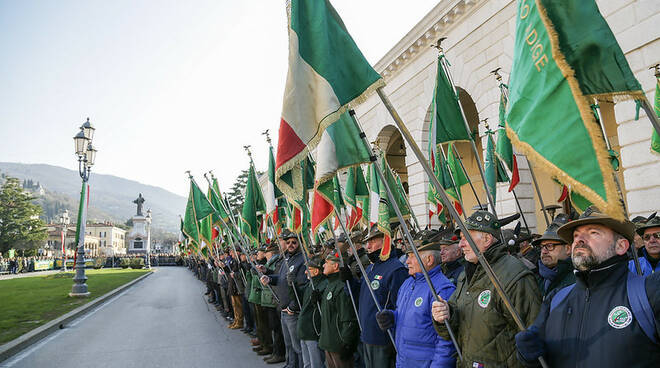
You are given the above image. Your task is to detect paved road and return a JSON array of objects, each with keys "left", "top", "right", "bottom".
[{"left": 2, "top": 267, "right": 269, "bottom": 368}]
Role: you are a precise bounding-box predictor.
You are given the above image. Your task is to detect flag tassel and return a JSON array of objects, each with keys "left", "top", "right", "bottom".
[{"left": 369, "top": 89, "right": 550, "bottom": 368}]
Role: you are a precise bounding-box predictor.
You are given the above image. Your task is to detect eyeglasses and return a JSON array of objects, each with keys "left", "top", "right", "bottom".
[
  {"left": 642, "top": 232, "right": 660, "bottom": 241},
  {"left": 539, "top": 243, "right": 565, "bottom": 251},
  {"left": 286, "top": 240, "right": 298, "bottom": 245}
]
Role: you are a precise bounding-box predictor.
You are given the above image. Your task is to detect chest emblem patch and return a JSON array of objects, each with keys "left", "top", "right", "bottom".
[
  {"left": 289, "top": 265, "right": 295, "bottom": 272},
  {"left": 326, "top": 291, "right": 333, "bottom": 300},
  {"left": 608, "top": 306, "right": 632, "bottom": 329},
  {"left": 478, "top": 290, "right": 491, "bottom": 308},
  {"left": 370, "top": 280, "right": 380, "bottom": 290},
  {"left": 414, "top": 297, "right": 423, "bottom": 307}
]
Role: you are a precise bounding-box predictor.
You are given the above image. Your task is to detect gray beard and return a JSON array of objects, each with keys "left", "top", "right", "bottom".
[{"left": 572, "top": 242, "right": 616, "bottom": 271}]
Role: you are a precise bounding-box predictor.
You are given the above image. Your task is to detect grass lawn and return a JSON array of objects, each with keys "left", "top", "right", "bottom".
[{"left": 0, "top": 268, "right": 151, "bottom": 344}]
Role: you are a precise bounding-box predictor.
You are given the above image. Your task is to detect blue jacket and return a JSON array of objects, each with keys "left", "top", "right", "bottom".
[
  {"left": 394, "top": 264, "right": 456, "bottom": 368},
  {"left": 358, "top": 256, "right": 408, "bottom": 345},
  {"left": 628, "top": 248, "right": 660, "bottom": 276}
]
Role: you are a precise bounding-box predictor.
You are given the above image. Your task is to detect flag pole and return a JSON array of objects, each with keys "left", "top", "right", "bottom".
[
  {"left": 440, "top": 144, "right": 470, "bottom": 219},
  {"left": 351, "top": 112, "right": 463, "bottom": 359},
  {"left": 639, "top": 64, "right": 660, "bottom": 136},
  {"left": 484, "top": 121, "right": 532, "bottom": 235},
  {"left": 388, "top": 162, "right": 421, "bottom": 232},
  {"left": 333, "top": 205, "right": 398, "bottom": 352},
  {"left": 205, "top": 172, "right": 281, "bottom": 304},
  {"left": 328, "top": 216, "right": 362, "bottom": 332},
  {"left": 366, "top": 90, "right": 549, "bottom": 367},
  {"left": 433, "top": 40, "right": 497, "bottom": 215},
  {"left": 591, "top": 104, "right": 643, "bottom": 276},
  {"left": 492, "top": 70, "right": 552, "bottom": 228}
]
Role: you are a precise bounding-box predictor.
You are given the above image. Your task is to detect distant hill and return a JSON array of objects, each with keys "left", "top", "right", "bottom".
[{"left": 0, "top": 162, "right": 186, "bottom": 232}]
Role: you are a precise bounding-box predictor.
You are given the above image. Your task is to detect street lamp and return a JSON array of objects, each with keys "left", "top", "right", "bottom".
[
  {"left": 59, "top": 210, "right": 70, "bottom": 271},
  {"left": 145, "top": 209, "right": 152, "bottom": 269},
  {"left": 70, "top": 118, "right": 97, "bottom": 298}
]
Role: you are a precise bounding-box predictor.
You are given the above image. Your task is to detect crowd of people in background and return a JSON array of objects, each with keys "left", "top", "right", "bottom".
[
  {"left": 185, "top": 206, "right": 660, "bottom": 368},
  {"left": 0, "top": 253, "right": 185, "bottom": 274}
]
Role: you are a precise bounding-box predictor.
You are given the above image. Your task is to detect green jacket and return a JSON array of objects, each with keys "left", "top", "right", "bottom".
[
  {"left": 248, "top": 268, "right": 262, "bottom": 304},
  {"left": 260, "top": 255, "right": 282, "bottom": 308},
  {"left": 297, "top": 275, "right": 328, "bottom": 341},
  {"left": 212, "top": 266, "right": 219, "bottom": 283},
  {"left": 434, "top": 242, "right": 541, "bottom": 368},
  {"left": 318, "top": 273, "right": 359, "bottom": 354}
]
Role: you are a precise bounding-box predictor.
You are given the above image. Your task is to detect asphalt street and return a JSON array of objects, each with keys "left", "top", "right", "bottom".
[{"left": 2, "top": 267, "right": 269, "bottom": 368}]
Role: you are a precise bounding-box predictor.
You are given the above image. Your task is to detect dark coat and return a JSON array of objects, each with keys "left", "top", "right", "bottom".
[
  {"left": 520, "top": 257, "right": 660, "bottom": 368},
  {"left": 319, "top": 273, "right": 360, "bottom": 354},
  {"left": 268, "top": 249, "right": 308, "bottom": 311},
  {"left": 442, "top": 259, "right": 464, "bottom": 286},
  {"left": 357, "top": 255, "right": 408, "bottom": 345},
  {"left": 537, "top": 257, "right": 575, "bottom": 298},
  {"left": 297, "top": 274, "right": 328, "bottom": 341}
]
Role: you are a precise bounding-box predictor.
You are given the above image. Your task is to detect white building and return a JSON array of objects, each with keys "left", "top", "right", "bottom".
[
  {"left": 350, "top": 0, "right": 660, "bottom": 231},
  {"left": 86, "top": 223, "right": 127, "bottom": 256}
]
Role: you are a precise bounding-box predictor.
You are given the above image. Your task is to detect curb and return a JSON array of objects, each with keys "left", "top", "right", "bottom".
[{"left": 0, "top": 270, "right": 154, "bottom": 363}]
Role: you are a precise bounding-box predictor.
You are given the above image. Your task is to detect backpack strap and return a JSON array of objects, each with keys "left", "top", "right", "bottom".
[
  {"left": 550, "top": 284, "right": 575, "bottom": 312},
  {"left": 627, "top": 272, "right": 658, "bottom": 345}
]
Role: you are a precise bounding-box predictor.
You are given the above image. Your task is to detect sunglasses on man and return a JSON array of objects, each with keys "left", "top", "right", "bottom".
[{"left": 642, "top": 232, "right": 660, "bottom": 241}]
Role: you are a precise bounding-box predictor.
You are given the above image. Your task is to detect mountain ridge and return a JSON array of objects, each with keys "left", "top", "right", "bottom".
[{"left": 0, "top": 162, "right": 185, "bottom": 232}]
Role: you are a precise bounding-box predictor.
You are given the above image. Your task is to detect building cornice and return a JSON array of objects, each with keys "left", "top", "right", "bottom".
[{"left": 376, "top": 0, "right": 480, "bottom": 79}]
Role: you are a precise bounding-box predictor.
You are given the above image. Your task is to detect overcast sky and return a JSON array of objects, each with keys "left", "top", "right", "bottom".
[{"left": 0, "top": 0, "right": 440, "bottom": 197}]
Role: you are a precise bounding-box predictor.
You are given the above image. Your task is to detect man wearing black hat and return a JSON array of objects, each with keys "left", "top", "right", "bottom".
[
  {"left": 320, "top": 252, "right": 360, "bottom": 368},
  {"left": 532, "top": 219, "right": 575, "bottom": 298},
  {"left": 260, "top": 229, "right": 308, "bottom": 368},
  {"left": 357, "top": 224, "right": 408, "bottom": 368},
  {"left": 431, "top": 210, "right": 541, "bottom": 368},
  {"left": 515, "top": 206, "right": 660, "bottom": 367},
  {"left": 297, "top": 256, "right": 328, "bottom": 368},
  {"left": 375, "top": 231, "right": 457, "bottom": 367},
  {"left": 257, "top": 242, "right": 286, "bottom": 364},
  {"left": 628, "top": 214, "right": 660, "bottom": 276}
]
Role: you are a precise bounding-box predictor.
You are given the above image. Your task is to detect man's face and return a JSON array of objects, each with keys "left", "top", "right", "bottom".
[
  {"left": 458, "top": 230, "right": 493, "bottom": 264},
  {"left": 539, "top": 240, "right": 569, "bottom": 269},
  {"left": 278, "top": 238, "right": 287, "bottom": 252},
  {"left": 405, "top": 251, "right": 432, "bottom": 276},
  {"left": 323, "top": 260, "right": 339, "bottom": 275},
  {"left": 257, "top": 251, "right": 265, "bottom": 261},
  {"left": 643, "top": 226, "right": 660, "bottom": 258},
  {"left": 337, "top": 241, "right": 349, "bottom": 254},
  {"left": 307, "top": 267, "right": 321, "bottom": 278},
  {"left": 285, "top": 238, "right": 299, "bottom": 253},
  {"left": 440, "top": 243, "right": 462, "bottom": 263},
  {"left": 366, "top": 236, "right": 384, "bottom": 253},
  {"left": 571, "top": 224, "right": 628, "bottom": 271}
]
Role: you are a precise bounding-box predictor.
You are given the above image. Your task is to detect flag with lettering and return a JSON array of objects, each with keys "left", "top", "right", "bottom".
[{"left": 506, "top": 0, "right": 643, "bottom": 220}]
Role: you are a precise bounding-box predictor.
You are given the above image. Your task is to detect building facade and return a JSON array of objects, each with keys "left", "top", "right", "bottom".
[
  {"left": 352, "top": 0, "right": 660, "bottom": 231},
  {"left": 46, "top": 224, "right": 100, "bottom": 257},
  {"left": 86, "top": 223, "right": 127, "bottom": 256}
]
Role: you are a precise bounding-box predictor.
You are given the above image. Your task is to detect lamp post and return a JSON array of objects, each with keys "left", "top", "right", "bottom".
[
  {"left": 145, "top": 209, "right": 152, "bottom": 269},
  {"left": 59, "top": 210, "right": 70, "bottom": 271},
  {"left": 70, "top": 118, "right": 96, "bottom": 298}
]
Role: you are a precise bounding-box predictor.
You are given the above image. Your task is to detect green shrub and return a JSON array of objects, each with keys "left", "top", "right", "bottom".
[
  {"left": 129, "top": 258, "right": 145, "bottom": 269},
  {"left": 93, "top": 258, "right": 104, "bottom": 269},
  {"left": 120, "top": 258, "right": 130, "bottom": 269}
]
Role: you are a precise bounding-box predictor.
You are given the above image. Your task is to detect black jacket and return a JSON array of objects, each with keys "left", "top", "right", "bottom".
[
  {"left": 521, "top": 256, "right": 660, "bottom": 367},
  {"left": 442, "top": 259, "right": 464, "bottom": 285},
  {"left": 269, "top": 249, "right": 308, "bottom": 311}
]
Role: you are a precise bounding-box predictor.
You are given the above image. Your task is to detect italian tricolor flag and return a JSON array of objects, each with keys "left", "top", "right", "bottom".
[{"left": 276, "top": 0, "right": 384, "bottom": 202}]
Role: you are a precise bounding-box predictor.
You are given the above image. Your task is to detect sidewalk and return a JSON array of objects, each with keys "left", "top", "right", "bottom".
[{"left": 0, "top": 270, "right": 62, "bottom": 281}]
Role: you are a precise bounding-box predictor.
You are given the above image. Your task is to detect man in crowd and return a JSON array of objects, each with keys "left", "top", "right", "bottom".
[
  {"left": 257, "top": 242, "right": 286, "bottom": 364},
  {"left": 515, "top": 206, "right": 660, "bottom": 367},
  {"left": 431, "top": 210, "right": 541, "bottom": 367},
  {"left": 357, "top": 225, "right": 408, "bottom": 368},
  {"left": 531, "top": 217, "right": 575, "bottom": 298},
  {"left": 629, "top": 214, "right": 660, "bottom": 275},
  {"left": 375, "top": 230, "right": 457, "bottom": 367},
  {"left": 438, "top": 232, "right": 464, "bottom": 285},
  {"left": 320, "top": 252, "right": 360, "bottom": 368},
  {"left": 261, "top": 229, "right": 308, "bottom": 368},
  {"left": 297, "top": 255, "right": 328, "bottom": 368}
]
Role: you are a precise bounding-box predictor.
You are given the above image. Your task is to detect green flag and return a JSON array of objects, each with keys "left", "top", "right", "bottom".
[
  {"left": 505, "top": 0, "right": 643, "bottom": 220},
  {"left": 241, "top": 163, "right": 266, "bottom": 245},
  {"left": 652, "top": 76, "right": 660, "bottom": 155},
  {"left": 430, "top": 55, "right": 471, "bottom": 144},
  {"left": 484, "top": 132, "right": 509, "bottom": 204},
  {"left": 183, "top": 179, "right": 214, "bottom": 257}
]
